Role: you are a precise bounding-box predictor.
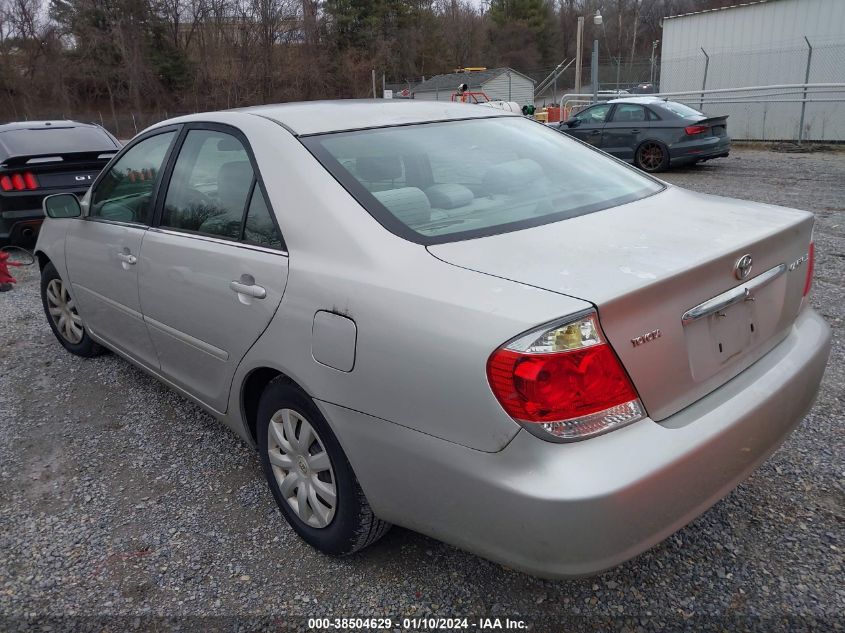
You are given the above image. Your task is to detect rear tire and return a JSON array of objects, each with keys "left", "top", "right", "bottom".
[
  {"left": 40, "top": 262, "right": 105, "bottom": 358},
  {"left": 635, "top": 141, "right": 670, "bottom": 173},
  {"left": 257, "top": 378, "right": 391, "bottom": 555}
]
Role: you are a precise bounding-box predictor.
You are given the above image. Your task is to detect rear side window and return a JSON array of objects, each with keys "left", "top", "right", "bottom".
[
  {"left": 304, "top": 117, "right": 662, "bottom": 244},
  {"left": 90, "top": 131, "right": 175, "bottom": 224},
  {"left": 161, "top": 130, "right": 254, "bottom": 239},
  {"left": 610, "top": 104, "right": 646, "bottom": 123},
  {"left": 159, "top": 128, "right": 284, "bottom": 249},
  {"left": 244, "top": 187, "right": 284, "bottom": 250}
]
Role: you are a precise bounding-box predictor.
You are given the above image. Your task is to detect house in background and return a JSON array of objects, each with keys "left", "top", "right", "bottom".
[{"left": 412, "top": 68, "right": 534, "bottom": 106}]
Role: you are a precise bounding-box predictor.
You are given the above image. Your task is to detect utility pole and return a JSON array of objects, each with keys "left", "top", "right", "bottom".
[
  {"left": 650, "top": 40, "right": 659, "bottom": 85},
  {"left": 574, "top": 16, "right": 584, "bottom": 96},
  {"left": 591, "top": 11, "right": 602, "bottom": 103}
]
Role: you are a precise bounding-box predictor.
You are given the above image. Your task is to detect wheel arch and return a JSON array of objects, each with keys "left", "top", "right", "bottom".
[
  {"left": 240, "top": 366, "right": 293, "bottom": 445},
  {"left": 34, "top": 250, "right": 50, "bottom": 271}
]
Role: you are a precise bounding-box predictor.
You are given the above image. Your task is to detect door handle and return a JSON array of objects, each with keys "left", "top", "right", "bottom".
[
  {"left": 630, "top": 129, "right": 641, "bottom": 134},
  {"left": 230, "top": 280, "right": 266, "bottom": 299},
  {"left": 117, "top": 252, "right": 137, "bottom": 265},
  {"left": 589, "top": 130, "right": 601, "bottom": 135}
]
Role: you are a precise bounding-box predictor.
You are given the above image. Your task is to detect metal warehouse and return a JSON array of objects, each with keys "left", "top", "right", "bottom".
[
  {"left": 659, "top": 0, "right": 845, "bottom": 141},
  {"left": 412, "top": 68, "right": 535, "bottom": 107}
]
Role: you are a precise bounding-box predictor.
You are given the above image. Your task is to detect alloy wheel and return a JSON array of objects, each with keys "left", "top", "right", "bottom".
[
  {"left": 45, "top": 278, "right": 84, "bottom": 344},
  {"left": 638, "top": 143, "right": 664, "bottom": 171},
  {"left": 267, "top": 408, "right": 337, "bottom": 528}
]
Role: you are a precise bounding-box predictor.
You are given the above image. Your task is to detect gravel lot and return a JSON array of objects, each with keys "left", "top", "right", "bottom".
[{"left": 1, "top": 147, "right": 843, "bottom": 632}]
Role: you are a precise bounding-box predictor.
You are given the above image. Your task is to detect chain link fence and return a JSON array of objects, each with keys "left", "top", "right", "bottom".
[{"left": 659, "top": 40, "right": 845, "bottom": 141}]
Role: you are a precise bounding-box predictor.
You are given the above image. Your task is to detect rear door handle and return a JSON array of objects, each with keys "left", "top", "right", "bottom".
[
  {"left": 630, "top": 129, "right": 641, "bottom": 134},
  {"left": 230, "top": 280, "right": 266, "bottom": 299},
  {"left": 117, "top": 252, "right": 137, "bottom": 265}
]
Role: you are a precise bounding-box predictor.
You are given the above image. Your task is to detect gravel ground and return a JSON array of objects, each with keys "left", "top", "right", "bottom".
[{"left": 0, "top": 147, "right": 843, "bottom": 632}]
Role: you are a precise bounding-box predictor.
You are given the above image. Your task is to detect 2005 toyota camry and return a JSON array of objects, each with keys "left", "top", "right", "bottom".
[{"left": 35, "top": 101, "right": 831, "bottom": 578}]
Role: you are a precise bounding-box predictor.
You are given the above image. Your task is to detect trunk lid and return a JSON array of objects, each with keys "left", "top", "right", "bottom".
[
  {"left": 695, "top": 116, "right": 729, "bottom": 138},
  {"left": 428, "top": 186, "right": 813, "bottom": 421}
]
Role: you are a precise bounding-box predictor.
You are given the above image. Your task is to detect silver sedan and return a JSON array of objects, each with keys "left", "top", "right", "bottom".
[{"left": 35, "top": 100, "right": 831, "bottom": 578}]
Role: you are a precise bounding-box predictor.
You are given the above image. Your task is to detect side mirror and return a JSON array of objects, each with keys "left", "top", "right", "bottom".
[
  {"left": 567, "top": 119, "right": 580, "bottom": 128},
  {"left": 43, "top": 193, "right": 81, "bottom": 219}
]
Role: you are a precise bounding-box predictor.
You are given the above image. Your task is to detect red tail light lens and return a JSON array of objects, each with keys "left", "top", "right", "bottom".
[
  {"left": 684, "top": 124, "right": 709, "bottom": 135},
  {"left": 1, "top": 172, "right": 39, "bottom": 191},
  {"left": 487, "top": 312, "right": 645, "bottom": 442},
  {"left": 23, "top": 172, "right": 38, "bottom": 189},
  {"left": 803, "top": 242, "right": 814, "bottom": 297}
]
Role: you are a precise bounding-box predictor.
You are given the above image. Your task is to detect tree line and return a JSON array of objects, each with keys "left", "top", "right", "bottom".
[{"left": 1, "top": 0, "right": 739, "bottom": 121}]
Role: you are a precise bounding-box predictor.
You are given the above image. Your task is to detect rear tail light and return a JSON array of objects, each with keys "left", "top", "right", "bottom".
[
  {"left": 487, "top": 311, "right": 645, "bottom": 442},
  {"left": 803, "top": 242, "right": 814, "bottom": 297},
  {"left": 23, "top": 172, "right": 39, "bottom": 189},
  {"left": 684, "top": 124, "right": 709, "bottom": 135},
  {"left": 0, "top": 171, "right": 40, "bottom": 191}
]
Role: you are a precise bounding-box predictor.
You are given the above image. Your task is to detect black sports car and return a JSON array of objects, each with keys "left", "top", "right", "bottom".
[
  {"left": 557, "top": 97, "right": 730, "bottom": 173},
  {"left": 0, "top": 120, "right": 120, "bottom": 247}
]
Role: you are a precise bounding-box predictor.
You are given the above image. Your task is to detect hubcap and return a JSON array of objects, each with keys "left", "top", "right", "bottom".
[
  {"left": 267, "top": 408, "right": 337, "bottom": 528},
  {"left": 45, "top": 279, "right": 84, "bottom": 344}
]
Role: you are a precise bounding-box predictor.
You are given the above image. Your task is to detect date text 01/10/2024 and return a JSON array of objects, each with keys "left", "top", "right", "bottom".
[{"left": 306, "top": 617, "right": 528, "bottom": 630}]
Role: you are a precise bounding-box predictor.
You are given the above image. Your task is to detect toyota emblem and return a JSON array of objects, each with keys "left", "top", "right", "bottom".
[{"left": 734, "top": 254, "right": 753, "bottom": 280}]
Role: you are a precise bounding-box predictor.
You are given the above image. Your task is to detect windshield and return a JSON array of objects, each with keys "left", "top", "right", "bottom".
[
  {"left": 660, "top": 102, "right": 705, "bottom": 119},
  {"left": 303, "top": 116, "right": 663, "bottom": 244}
]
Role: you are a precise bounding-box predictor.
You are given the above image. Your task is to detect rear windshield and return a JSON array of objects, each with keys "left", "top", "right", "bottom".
[
  {"left": 659, "top": 102, "right": 705, "bottom": 119},
  {"left": 0, "top": 126, "right": 117, "bottom": 157},
  {"left": 303, "top": 117, "right": 663, "bottom": 244}
]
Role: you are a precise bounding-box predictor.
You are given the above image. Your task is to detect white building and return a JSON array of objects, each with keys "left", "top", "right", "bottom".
[
  {"left": 412, "top": 68, "right": 535, "bottom": 107},
  {"left": 659, "top": 0, "right": 845, "bottom": 141}
]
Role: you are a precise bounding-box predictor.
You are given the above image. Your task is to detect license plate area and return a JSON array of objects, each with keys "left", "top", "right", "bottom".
[
  {"left": 708, "top": 301, "right": 752, "bottom": 362},
  {"left": 683, "top": 266, "right": 787, "bottom": 381}
]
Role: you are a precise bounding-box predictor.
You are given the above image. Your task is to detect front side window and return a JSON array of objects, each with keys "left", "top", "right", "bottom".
[
  {"left": 90, "top": 131, "right": 176, "bottom": 224},
  {"left": 161, "top": 130, "right": 254, "bottom": 239},
  {"left": 574, "top": 104, "right": 611, "bottom": 124},
  {"left": 304, "top": 117, "right": 663, "bottom": 244}
]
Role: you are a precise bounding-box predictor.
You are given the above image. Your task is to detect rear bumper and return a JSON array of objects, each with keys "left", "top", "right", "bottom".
[
  {"left": 0, "top": 208, "right": 44, "bottom": 246},
  {"left": 670, "top": 135, "right": 731, "bottom": 165},
  {"left": 320, "top": 308, "right": 831, "bottom": 578}
]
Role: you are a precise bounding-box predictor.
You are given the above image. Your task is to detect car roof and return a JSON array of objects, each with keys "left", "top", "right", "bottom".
[
  {"left": 225, "top": 99, "right": 516, "bottom": 136},
  {"left": 607, "top": 96, "right": 667, "bottom": 105}
]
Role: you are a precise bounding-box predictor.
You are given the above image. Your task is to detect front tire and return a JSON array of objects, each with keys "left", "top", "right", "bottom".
[
  {"left": 257, "top": 379, "right": 391, "bottom": 555},
  {"left": 40, "top": 262, "right": 104, "bottom": 357},
  {"left": 635, "top": 141, "right": 670, "bottom": 173}
]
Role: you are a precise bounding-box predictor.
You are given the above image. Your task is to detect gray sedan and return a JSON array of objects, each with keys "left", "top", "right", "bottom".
[
  {"left": 558, "top": 97, "right": 731, "bottom": 172},
  {"left": 34, "top": 100, "right": 829, "bottom": 578}
]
